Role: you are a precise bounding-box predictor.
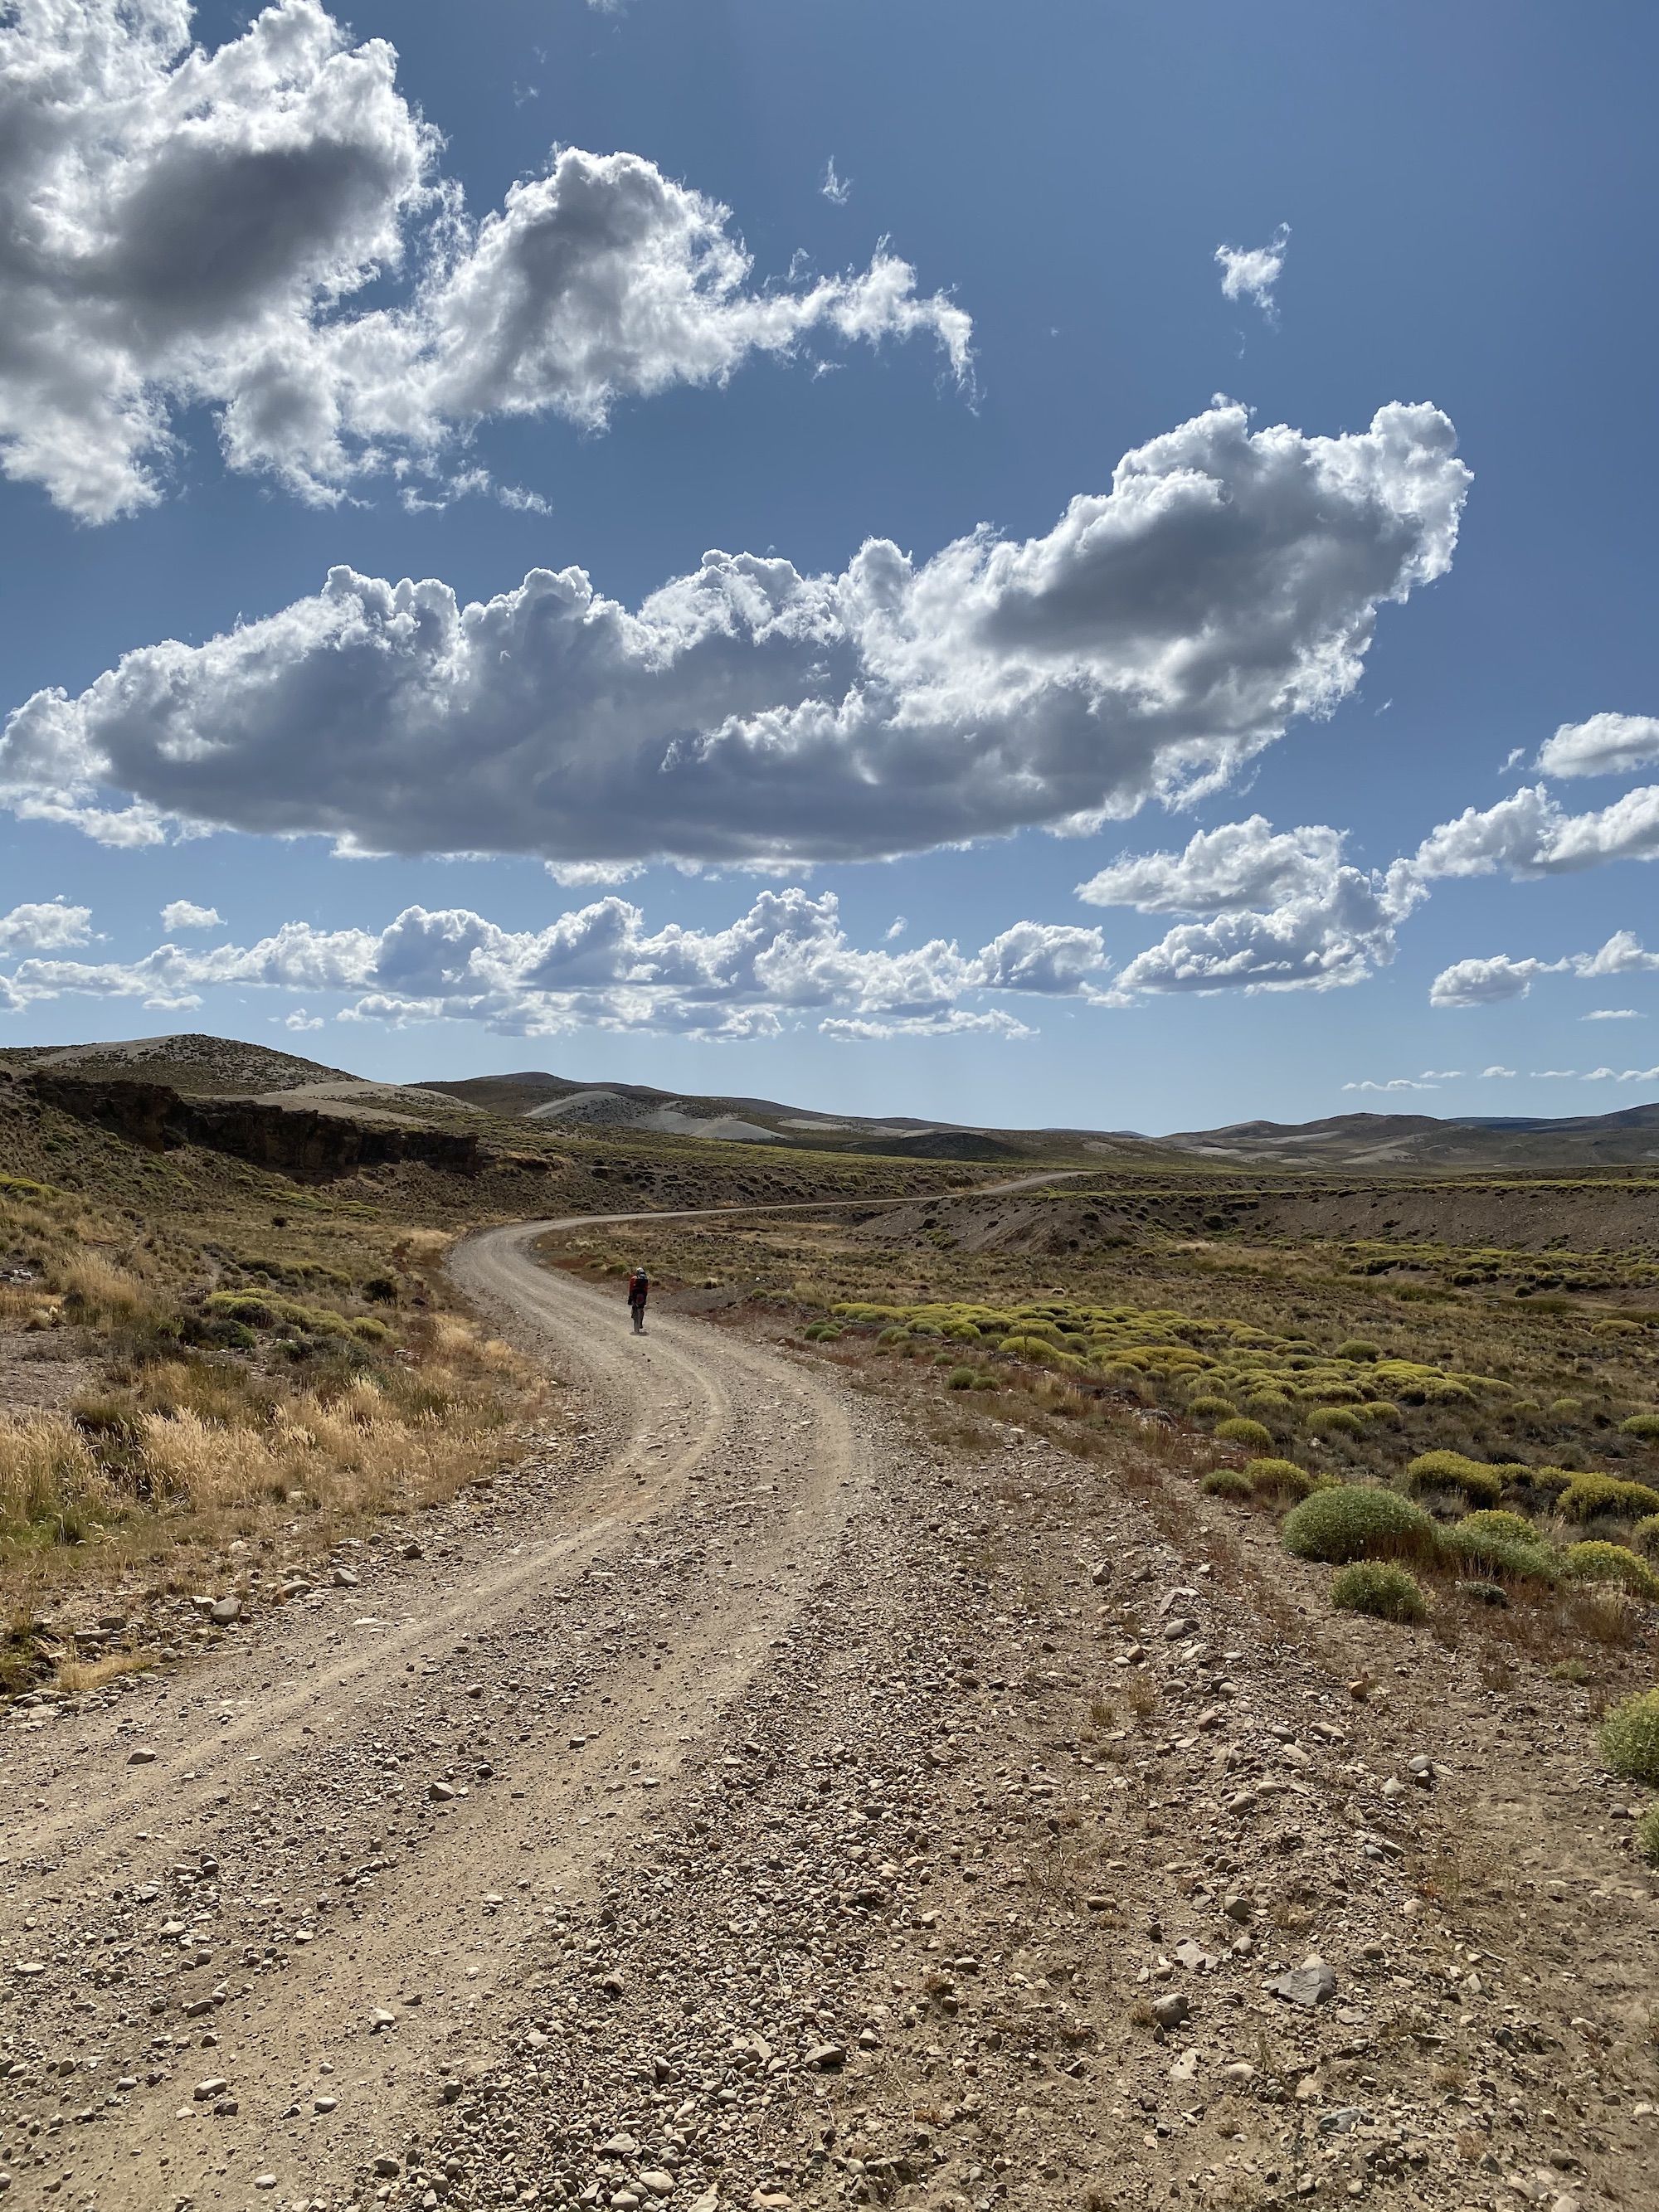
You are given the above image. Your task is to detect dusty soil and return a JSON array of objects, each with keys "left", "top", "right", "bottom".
[{"left": 2, "top": 1218, "right": 1656, "bottom": 2212}]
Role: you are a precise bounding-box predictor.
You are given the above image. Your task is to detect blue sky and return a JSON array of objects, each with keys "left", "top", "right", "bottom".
[{"left": 2, "top": 0, "right": 1657, "bottom": 1131}]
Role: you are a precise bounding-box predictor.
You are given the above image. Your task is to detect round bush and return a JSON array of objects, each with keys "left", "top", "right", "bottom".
[
  {"left": 1308, "top": 1406, "right": 1365, "bottom": 1438},
  {"left": 1200, "top": 1468, "right": 1253, "bottom": 1501},
  {"left": 1444, "top": 1524, "right": 1557, "bottom": 1582},
  {"left": 946, "top": 1365, "right": 977, "bottom": 1390},
  {"left": 802, "top": 1321, "right": 842, "bottom": 1343},
  {"left": 1282, "top": 1485, "right": 1440, "bottom": 1564},
  {"left": 1638, "top": 1803, "right": 1659, "bottom": 1869},
  {"left": 1000, "top": 1334, "right": 1083, "bottom": 1370},
  {"left": 1331, "top": 1562, "right": 1428, "bottom": 1624},
  {"left": 1404, "top": 1451, "right": 1505, "bottom": 1507},
  {"left": 1598, "top": 1689, "right": 1659, "bottom": 1784},
  {"left": 876, "top": 1325, "right": 910, "bottom": 1346},
  {"left": 1455, "top": 1579, "right": 1510, "bottom": 1608},
  {"left": 1632, "top": 1514, "right": 1659, "bottom": 1558},
  {"left": 1619, "top": 1412, "right": 1659, "bottom": 1443},
  {"left": 1186, "top": 1393, "right": 1237, "bottom": 1420},
  {"left": 1215, "top": 1417, "right": 1275, "bottom": 1452},
  {"left": 1358, "top": 1400, "right": 1403, "bottom": 1427},
  {"left": 1244, "top": 1457, "right": 1335, "bottom": 1500},
  {"left": 1456, "top": 1508, "right": 1539, "bottom": 1545},
  {"left": 1560, "top": 1541, "right": 1659, "bottom": 1598},
  {"left": 1559, "top": 1472, "right": 1659, "bottom": 1524},
  {"left": 1335, "top": 1339, "right": 1380, "bottom": 1362}
]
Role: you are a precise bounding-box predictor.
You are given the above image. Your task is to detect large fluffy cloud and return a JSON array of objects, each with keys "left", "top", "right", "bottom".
[
  {"left": 1105, "top": 864, "right": 1422, "bottom": 1000},
  {"left": 1535, "top": 713, "right": 1659, "bottom": 780},
  {"left": 0, "top": 899, "right": 93, "bottom": 955},
  {"left": 1074, "top": 814, "right": 1422, "bottom": 999},
  {"left": 0, "top": 2, "right": 969, "bottom": 518},
  {"left": 1, "top": 400, "right": 1470, "bottom": 864},
  {"left": 1413, "top": 783, "right": 1659, "bottom": 878},
  {"left": 0, "top": 890, "right": 1109, "bottom": 1040},
  {"left": 1076, "top": 814, "right": 1347, "bottom": 914}
]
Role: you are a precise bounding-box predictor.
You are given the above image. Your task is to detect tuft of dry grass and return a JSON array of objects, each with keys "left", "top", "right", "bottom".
[{"left": 56, "top": 1648, "right": 158, "bottom": 1695}]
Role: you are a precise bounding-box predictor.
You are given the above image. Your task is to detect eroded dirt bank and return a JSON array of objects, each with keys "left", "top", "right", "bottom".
[{"left": 1, "top": 1221, "right": 1654, "bottom": 2212}]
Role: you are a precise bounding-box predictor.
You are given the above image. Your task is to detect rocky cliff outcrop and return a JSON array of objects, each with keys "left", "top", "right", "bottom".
[{"left": 25, "top": 1074, "right": 481, "bottom": 1179}]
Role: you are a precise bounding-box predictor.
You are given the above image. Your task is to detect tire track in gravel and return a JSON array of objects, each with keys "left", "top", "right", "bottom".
[{"left": 0, "top": 1219, "right": 870, "bottom": 2210}]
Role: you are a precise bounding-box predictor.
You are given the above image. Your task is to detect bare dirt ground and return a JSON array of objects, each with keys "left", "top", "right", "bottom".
[{"left": 2, "top": 1217, "right": 1656, "bottom": 2212}]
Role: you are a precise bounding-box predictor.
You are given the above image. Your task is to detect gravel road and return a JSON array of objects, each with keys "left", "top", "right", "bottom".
[{"left": 2, "top": 1217, "right": 1656, "bottom": 2212}]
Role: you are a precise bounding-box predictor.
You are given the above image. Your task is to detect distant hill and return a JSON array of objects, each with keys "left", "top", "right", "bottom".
[
  {"left": 0, "top": 1032, "right": 358, "bottom": 1096},
  {"left": 3, "top": 1036, "right": 1655, "bottom": 1171},
  {"left": 419, "top": 1069, "right": 1162, "bottom": 1164},
  {"left": 1160, "top": 1103, "right": 1659, "bottom": 1170}
]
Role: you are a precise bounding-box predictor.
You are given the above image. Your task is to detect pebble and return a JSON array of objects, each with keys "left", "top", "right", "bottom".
[{"left": 127, "top": 1748, "right": 156, "bottom": 1766}]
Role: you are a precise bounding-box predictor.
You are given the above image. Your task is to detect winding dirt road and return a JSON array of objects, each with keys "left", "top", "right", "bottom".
[
  {"left": 0, "top": 1218, "right": 882, "bottom": 2208},
  {"left": 6, "top": 1211, "right": 1657, "bottom": 2212}
]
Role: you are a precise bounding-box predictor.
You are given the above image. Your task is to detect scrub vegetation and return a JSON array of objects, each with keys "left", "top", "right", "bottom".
[{"left": 549, "top": 1166, "right": 1659, "bottom": 1687}]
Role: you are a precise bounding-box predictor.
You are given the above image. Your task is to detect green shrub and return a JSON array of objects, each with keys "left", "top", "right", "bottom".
[
  {"left": 1454, "top": 1508, "right": 1539, "bottom": 1546},
  {"left": 1307, "top": 1406, "right": 1365, "bottom": 1437},
  {"left": 1632, "top": 1514, "right": 1659, "bottom": 1558},
  {"left": 1598, "top": 1689, "right": 1659, "bottom": 1784},
  {"left": 1200, "top": 1468, "right": 1253, "bottom": 1501},
  {"left": 1282, "top": 1485, "right": 1440, "bottom": 1564},
  {"left": 1335, "top": 1339, "right": 1380, "bottom": 1362},
  {"left": 802, "top": 1321, "right": 842, "bottom": 1343},
  {"left": 1559, "top": 1472, "right": 1659, "bottom": 1523},
  {"left": 1186, "top": 1393, "right": 1237, "bottom": 1420},
  {"left": 1331, "top": 1562, "right": 1428, "bottom": 1624},
  {"left": 1357, "top": 1399, "right": 1403, "bottom": 1427},
  {"left": 1619, "top": 1413, "right": 1659, "bottom": 1442},
  {"left": 1561, "top": 1542, "right": 1659, "bottom": 1598},
  {"left": 1443, "top": 1520, "right": 1557, "bottom": 1582},
  {"left": 1244, "top": 1457, "right": 1335, "bottom": 1500},
  {"left": 876, "top": 1325, "right": 910, "bottom": 1346},
  {"left": 1550, "top": 1396, "right": 1584, "bottom": 1418},
  {"left": 946, "top": 1365, "right": 977, "bottom": 1390},
  {"left": 1215, "top": 1417, "right": 1275, "bottom": 1451},
  {"left": 1404, "top": 1451, "right": 1505, "bottom": 1507},
  {"left": 1637, "top": 1803, "right": 1659, "bottom": 1869},
  {"left": 1455, "top": 1579, "right": 1510, "bottom": 1608},
  {"left": 999, "top": 1334, "right": 1086, "bottom": 1371}
]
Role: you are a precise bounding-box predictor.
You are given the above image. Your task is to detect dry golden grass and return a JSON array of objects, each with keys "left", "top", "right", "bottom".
[
  {"left": 56, "top": 1648, "right": 158, "bottom": 1695},
  {"left": 0, "top": 1308, "right": 537, "bottom": 1617}
]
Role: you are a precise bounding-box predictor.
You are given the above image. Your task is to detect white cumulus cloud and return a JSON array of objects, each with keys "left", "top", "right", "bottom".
[
  {"left": 0, "top": 2, "right": 970, "bottom": 519},
  {"left": 0, "top": 400, "right": 1471, "bottom": 866},
  {"left": 1535, "top": 712, "right": 1659, "bottom": 780},
  {"left": 1428, "top": 930, "right": 1659, "bottom": 1008},
  {"left": 1214, "top": 224, "right": 1289, "bottom": 318},
  {"left": 1080, "top": 814, "right": 1423, "bottom": 1001},
  {"left": 0, "top": 889, "right": 1110, "bottom": 1042},
  {"left": 159, "top": 899, "right": 222, "bottom": 932},
  {"left": 0, "top": 898, "right": 94, "bottom": 955},
  {"left": 1413, "top": 782, "right": 1659, "bottom": 878},
  {"left": 1077, "top": 814, "right": 1348, "bottom": 914}
]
